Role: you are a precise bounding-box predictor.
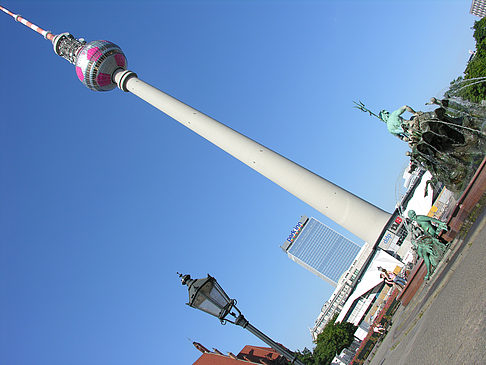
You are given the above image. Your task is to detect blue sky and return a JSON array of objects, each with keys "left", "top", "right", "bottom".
[{"left": 0, "top": 1, "right": 476, "bottom": 364}]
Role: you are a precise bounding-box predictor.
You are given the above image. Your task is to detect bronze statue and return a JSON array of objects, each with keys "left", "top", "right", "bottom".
[
  {"left": 355, "top": 99, "right": 486, "bottom": 194},
  {"left": 408, "top": 210, "right": 448, "bottom": 280},
  {"left": 378, "top": 105, "right": 417, "bottom": 142},
  {"left": 408, "top": 210, "right": 448, "bottom": 237}
]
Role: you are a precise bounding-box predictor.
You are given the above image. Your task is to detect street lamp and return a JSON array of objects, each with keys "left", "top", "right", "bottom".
[{"left": 178, "top": 273, "right": 305, "bottom": 365}]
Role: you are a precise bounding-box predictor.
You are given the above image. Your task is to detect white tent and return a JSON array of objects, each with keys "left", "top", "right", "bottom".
[{"left": 336, "top": 249, "right": 403, "bottom": 325}]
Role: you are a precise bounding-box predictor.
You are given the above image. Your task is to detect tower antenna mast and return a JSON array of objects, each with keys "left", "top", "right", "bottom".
[
  {"left": 0, "top": 6, "right": 54, "bottom": 40},
  {"left": 1, "top": 5, "right": 392, "bottom": 245}
]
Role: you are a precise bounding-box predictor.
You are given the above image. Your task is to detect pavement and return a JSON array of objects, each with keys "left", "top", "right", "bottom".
[{"left": 367, "top": 206, "right": 486, "bottom": 365}]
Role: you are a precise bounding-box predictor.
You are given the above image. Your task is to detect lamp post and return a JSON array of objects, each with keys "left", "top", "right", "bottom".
[{"left": 179, "top": 273, "right": 305, "bottom": 365}]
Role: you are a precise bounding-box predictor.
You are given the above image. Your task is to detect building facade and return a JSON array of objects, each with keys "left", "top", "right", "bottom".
[
  {"left": 192, "top": 342, "right": 289, "bottom": 364},
  {"left": 310, "top": 242, "right": 374, "bottom": 340},
  {"left": 471, "top": 0, "right": 486, "bottom": 17},
  {"left": 281, "top": 217, "right": 361, "bottom": 286}
]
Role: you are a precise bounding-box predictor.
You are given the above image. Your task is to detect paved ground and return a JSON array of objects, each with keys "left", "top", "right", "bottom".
[{"left": 368, "top": 209, "right": 486, "bottom": 365}]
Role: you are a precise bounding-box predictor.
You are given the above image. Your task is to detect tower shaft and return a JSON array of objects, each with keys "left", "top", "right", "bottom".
[
  {"left": 114, "top": 70, "right": 391, "bottom": 244},
  {"left": 1, "top": 5, "right": 392, "bottom": 244}
]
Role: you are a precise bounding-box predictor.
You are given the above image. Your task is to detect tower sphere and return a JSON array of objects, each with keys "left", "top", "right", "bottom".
[{"left": 75, "top": 40, "right": 127, "bottom": 91}]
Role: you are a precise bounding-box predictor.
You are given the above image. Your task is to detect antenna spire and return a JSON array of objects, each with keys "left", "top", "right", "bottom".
[{"left": 0, "top": 5, "right": 54, "bottom": 40}]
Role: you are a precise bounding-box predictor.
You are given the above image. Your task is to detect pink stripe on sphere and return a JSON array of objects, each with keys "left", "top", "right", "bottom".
[
  {"left": 114, "top": 54, "right": 126, "bottom": 67},
  {"left": 87, "top": 47, "right": 101, "bottom": 62},
  {"left": 76, "top": 66, "right": 84, "bottom": 81},
  {"left": 96, "top": 73, "right": 112, "bottom": 87}
]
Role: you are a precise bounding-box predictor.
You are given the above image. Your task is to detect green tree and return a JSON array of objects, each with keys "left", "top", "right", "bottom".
[
  {"left": 296, "top": 315, "right": 357, "bottom": 365},
  {"left": 447, "top": 17, "right": 486, "bottom": 102},
  {"left": 295, "top": 347, "right": 314, "bottom": 364}
]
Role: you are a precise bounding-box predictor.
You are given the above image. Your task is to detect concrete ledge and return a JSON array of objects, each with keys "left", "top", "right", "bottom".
[
  {"left": 443, "top": 156, "right": 486, "bottom": 241},
  {"left": 397, "top": 260, "right": 425, "bottom": 306}
]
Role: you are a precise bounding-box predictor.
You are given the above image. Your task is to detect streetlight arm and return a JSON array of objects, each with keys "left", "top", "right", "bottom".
[{"left": 235, "top": 315, "right": 305, "bottom": 365}]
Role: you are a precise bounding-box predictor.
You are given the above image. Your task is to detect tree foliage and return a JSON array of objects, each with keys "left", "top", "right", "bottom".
[
  {"left": 447, "top": 17, "right": 486, "bottom": 102},
  {"left": 296, "top": 315, "right": 357, "bottom": 365}
]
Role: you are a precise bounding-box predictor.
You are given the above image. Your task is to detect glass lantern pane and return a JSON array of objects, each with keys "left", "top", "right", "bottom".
[
  {"left": 206, "top": 284, "right": 231, "bottom": 308},
  {"left": 191, "top": 278, "right": 232, "bottom": 318},
  {"left": 197, "top": 296, "right": 225, "bottom": 317}
]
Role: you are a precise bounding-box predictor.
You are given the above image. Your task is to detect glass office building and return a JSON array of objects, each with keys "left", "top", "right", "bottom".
[
  {"left": 281, "top": 216, "right": 361, "bottom": 286},
  {"left": 471, "top": 0, "right": 486, "bottom": 17}
]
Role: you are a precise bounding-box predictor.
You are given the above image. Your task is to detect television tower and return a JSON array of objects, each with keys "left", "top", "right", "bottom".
[{"left": 0, "top": 6, "right": 391, "bottom": 244}]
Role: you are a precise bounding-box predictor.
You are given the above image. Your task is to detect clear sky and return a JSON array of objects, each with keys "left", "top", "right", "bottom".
[{"left": 0, "top": 1, "right": 476, "bottom": 364}]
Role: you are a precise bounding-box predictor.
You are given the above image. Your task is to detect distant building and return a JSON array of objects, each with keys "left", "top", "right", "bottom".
[
  {"left": 470, "top": 0, "right": 486, "bottom": 17},
  {"left": 238, "top": 345, "right": 289, "bottom": 364},
  {"left": 310, "top": 242, "right": 373, "bottom": 340},
  {"left": 281, "top": 217, "right": 361, "bottom": 286},
  {"left": 312, "top": 166, "right": 444, "bottom": 345},
  {"left": 192, "top": 342, "right": 289, "bottom": 364}
]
